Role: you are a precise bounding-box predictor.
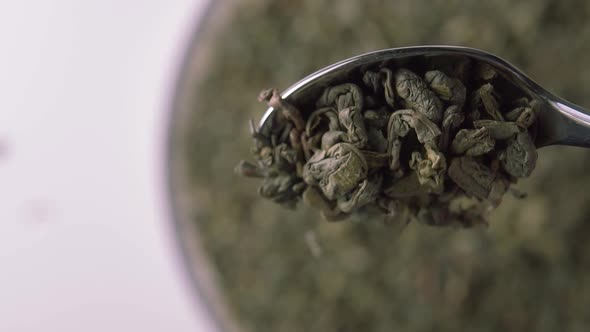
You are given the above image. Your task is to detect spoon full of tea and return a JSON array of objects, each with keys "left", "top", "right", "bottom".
[{"left": 259, "top": 45, "right": 590, "bottom": 148}]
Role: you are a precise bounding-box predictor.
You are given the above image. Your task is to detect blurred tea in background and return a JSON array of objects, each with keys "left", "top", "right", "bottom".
[{"left": 169, "top": 1, "right": 590, "bottom": 331}]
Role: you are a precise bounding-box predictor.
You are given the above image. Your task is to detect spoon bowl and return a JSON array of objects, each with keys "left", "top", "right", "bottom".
[{"left": 260, "top": 46, "right": 590, "bottom": 148}]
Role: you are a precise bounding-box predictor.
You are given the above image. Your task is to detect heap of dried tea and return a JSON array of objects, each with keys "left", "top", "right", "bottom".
[{"left": 236, "top": 60, "right": 538, "bottom": 226}]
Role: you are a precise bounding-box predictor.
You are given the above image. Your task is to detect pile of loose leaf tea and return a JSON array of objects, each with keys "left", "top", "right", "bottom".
[{"left": 236, "top": 58, "right": 538, "bottom": 226}]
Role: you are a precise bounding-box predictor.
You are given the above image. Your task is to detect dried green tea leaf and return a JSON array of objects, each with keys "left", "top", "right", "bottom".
[
  {"left": 394, "top": 68, "right": 443, "bottom": 123},
  {"left": 384, "top": 172, "right": 437, "bottom": 198},
  {"left": 451, "top": 128, "right": 495, "bottom": 156},
  {"left": 363, "top": 69, "right": 396, "bottom": 108},
  {"left": 473, "top": 119, "right": 520, "bottom": 140},
  {"left": 501, "top": 131, "right": 537, "bottom": 178},
  {"left": 424, "top": 70, "right": 467, "bottom": 107},
  {"left": 306, "top": 107, "right": 340, "bottom": 136},
  {"left": 516, "top": 108, "right": 536, "bottom": 128},
  {"left": 338, "top": 106, "right": 368, "bottom": 148},
  {"left": 448, "top": 157, "right": 497, "bottom": 200},
  {"left": 409, "top": 143, "right": 446, "bottom": 193},
  {"left": 471, "top": 83, "right": 504, "bottom": 121},
  {"left": 259, "top": 88, "right": 305, "bottom": 131},
  {"left": 337, "top": 173, "right": 383, "bottom": 213},
  {"left": 274, "top": 143, "right": 298, "bottom": 168},
  {"left": 258, "top": 174, "right": 302, "bottom": 207},
  {"left": 440, "top": 105, "right": 465, "bottom": 149},
  {"left": 386, "top": 109, "right": 441, "bottom": 174},
  {"left": 381, "top": 68, "right": 396, "bottom": 108},
  {"left": 388, "top": 109, "right": 442, "bottom": 144},
  {"left": 505, "top": 106, "right": 537, "bottom": 128},
  {"left": 302, "top": 142, "right": 368, "bottom": 200},
  {"left": 316, "top": 83, "right": 364, "bottom": 111},
  {"left": 476, "top": 62, "right": 497, "bottom": 81}
]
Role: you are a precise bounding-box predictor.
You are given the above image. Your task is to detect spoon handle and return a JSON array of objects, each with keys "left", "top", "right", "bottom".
[{"left": 546, "top": 96, "right": 590, "bottom": 148}]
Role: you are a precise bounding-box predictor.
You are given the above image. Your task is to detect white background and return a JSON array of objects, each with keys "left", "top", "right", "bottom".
[{"left": 0, "top": 1, "right": 216, "bottom": 331}]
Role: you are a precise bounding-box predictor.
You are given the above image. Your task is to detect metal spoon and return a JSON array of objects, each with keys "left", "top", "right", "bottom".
[{"left": 259, "top": 45, "right": 590, "bottom": 148}]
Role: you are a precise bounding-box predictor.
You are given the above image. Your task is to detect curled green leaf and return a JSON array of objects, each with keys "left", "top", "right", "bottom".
[
  {"left": 501, "top": 131, "right": 537, "bottom": 178},
  {"left": 473, "top": 120, "right": 520, "bottom": 140},
  {"left": 394, "top": 68, "right": 443, "bottom": 123},
  {"left": 302, "top": 142, "right": 368, "bottom": 200},
  {"left": 316, "top": 83, "right": 364, "bottom": 112},
  {"left": 424, "top": 70, "right": 467, "bottom": 108},
  {"left": 451, "top": 128, "right": 495, "bottom": 156},
  {"left": 448, "top": 157, "right": 498, "bottom": 200}
]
